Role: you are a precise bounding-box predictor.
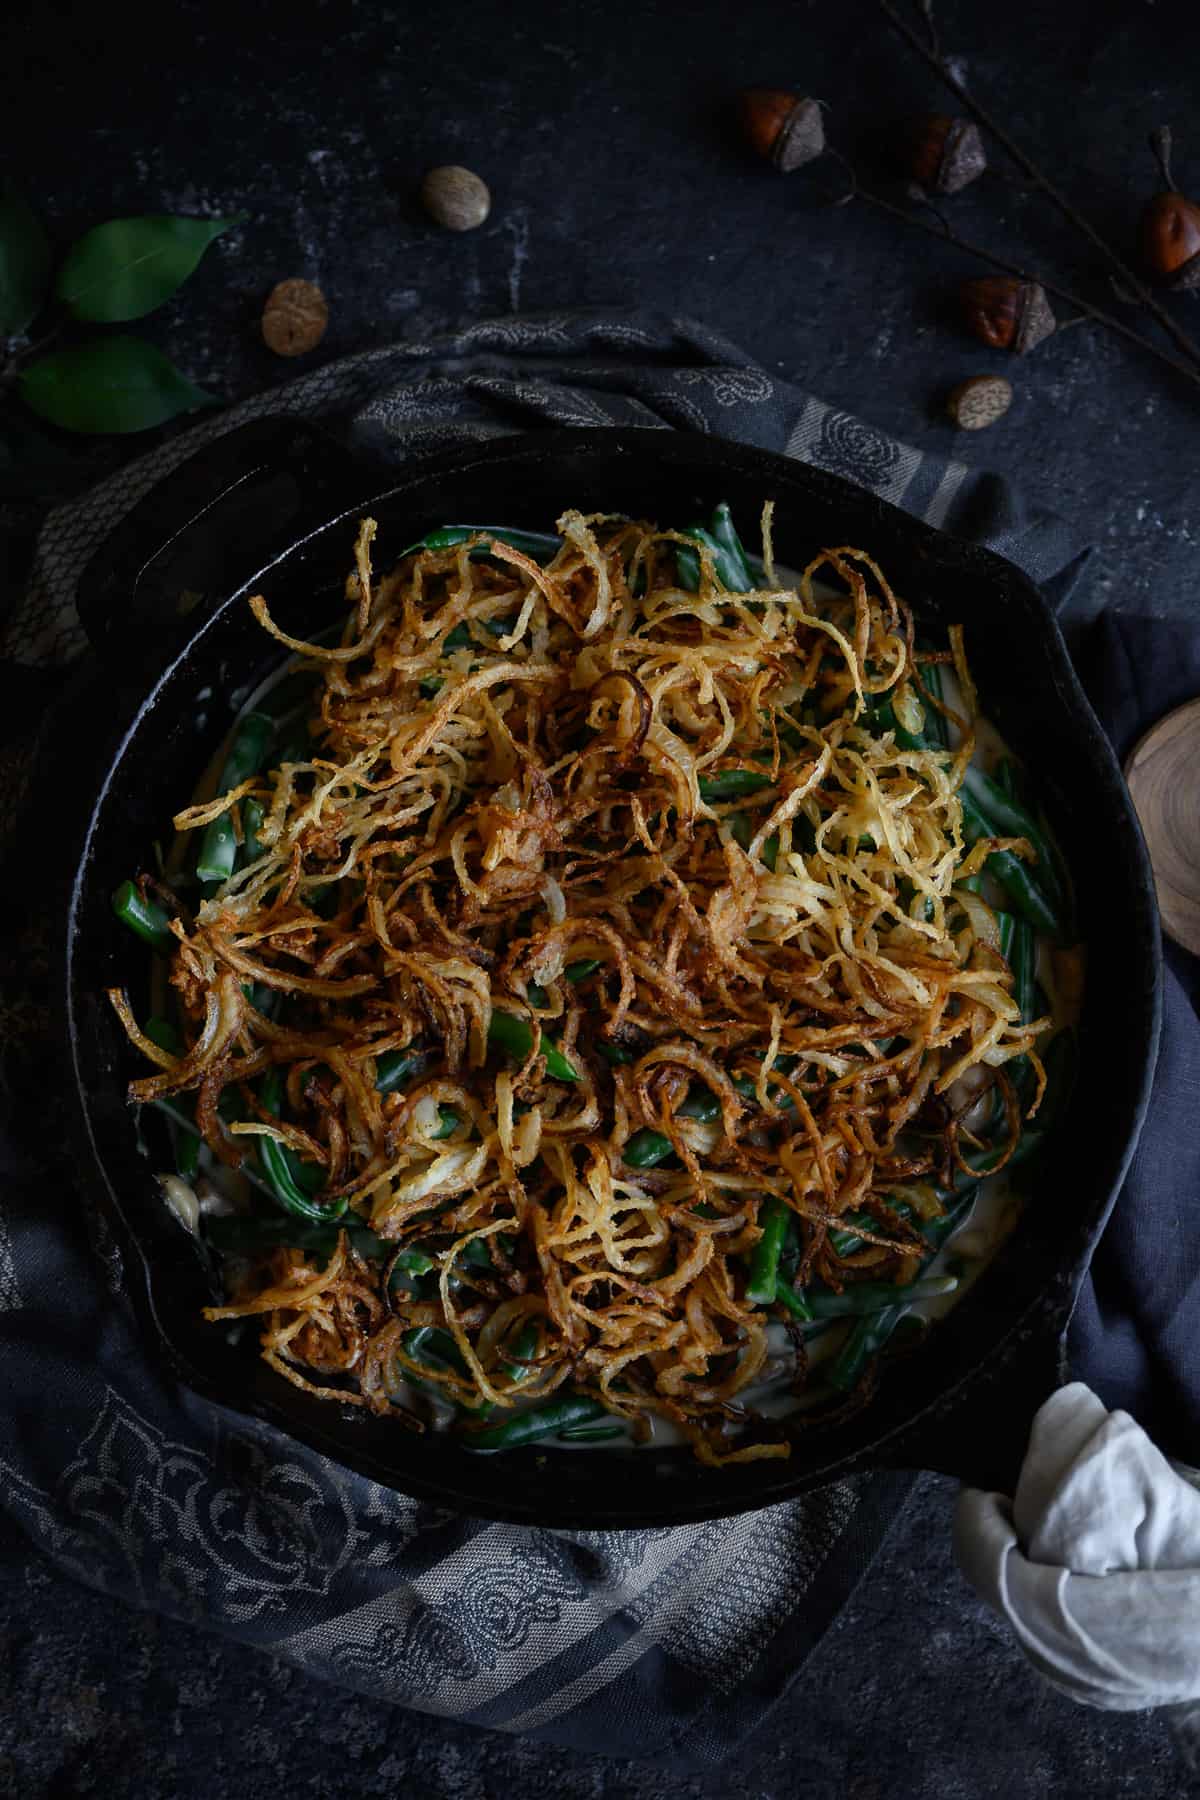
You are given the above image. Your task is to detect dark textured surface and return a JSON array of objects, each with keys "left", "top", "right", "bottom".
[
  {"left": 4, "top": 0, "right": 1199, "bottom": 1793},
  {"left": 0, "top": 1478, "right": 1184, "bottom": 1800}
]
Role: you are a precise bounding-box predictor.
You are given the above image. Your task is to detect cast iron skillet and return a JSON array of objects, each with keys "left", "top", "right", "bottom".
[{"left": 63, "top": 420, "right": 1161, "bottom": 1527}]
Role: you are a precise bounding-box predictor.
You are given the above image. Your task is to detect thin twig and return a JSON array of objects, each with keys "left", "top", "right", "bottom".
[
  {"left": 878, "top": 0, "right": 1200, "bottom": 378},
  {"left": 847, "top": 179, "right": 1200, "bottom": 391},
  {"left": 1, "top": 321, "right": 62, "bottom": 384}
]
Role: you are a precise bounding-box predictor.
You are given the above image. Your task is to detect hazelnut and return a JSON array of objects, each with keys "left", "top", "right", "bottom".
[
  {"left": 946, "top": 375, "right": 1013, "bottom": 430},
  {"left": 902, "top": 114, "right": 987, "bottom": 195},
  {"left": 960, "top": 277, "right": 1055, "bottom": 354},
  {"left": 261, "top": 279, "right": 328, "bottom": 357},
  {"left": 739, "top": 89, "right": 825, "bottom": 173},
  {"left": 421, "top": 165, "right": 491, "bottom": 231}
]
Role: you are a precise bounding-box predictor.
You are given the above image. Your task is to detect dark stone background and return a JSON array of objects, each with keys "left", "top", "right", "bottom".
[{"left": 3, "top": 0, "right": 1199, "bottom": 1794}]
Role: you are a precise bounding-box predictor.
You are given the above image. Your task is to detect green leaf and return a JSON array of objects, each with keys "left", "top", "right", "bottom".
[
  {"left": 0, "top": 181, "right": 52, "bottom": 336},
  {"left": 55, "top": 213, "right": 246, "bottom": 323},
  {"left": 19, "top": 336, "right": 217, "bottom": 435}
]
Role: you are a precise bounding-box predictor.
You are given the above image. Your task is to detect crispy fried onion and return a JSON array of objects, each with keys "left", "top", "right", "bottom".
[{"left": 113, "top": 510, "right": 1053, "bottom": 1464}]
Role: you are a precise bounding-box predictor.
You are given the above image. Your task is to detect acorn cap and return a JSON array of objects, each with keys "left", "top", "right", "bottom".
[
  {"left": 1014, "top": 282, "right": 1057, "bottom": 352},
  {"left": 905, "top": 114, "right": 987, "bottom": 195},
  {"left": 740, "top": 90, "right": 825, "bottom": 172}
]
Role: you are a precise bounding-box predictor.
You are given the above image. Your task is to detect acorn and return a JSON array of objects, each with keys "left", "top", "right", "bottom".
[
  {"left": 901, "top": 114, "right": 987, "bottom": 195},
  {"left": 739, "top": 89, "right": 825, "bottom": 172},
  {"left": 960, "top": 277, "right": 1056, "bottom": 354},
  {"left": 1141, "top": 126, "right": 1200, "bottom": 289}
]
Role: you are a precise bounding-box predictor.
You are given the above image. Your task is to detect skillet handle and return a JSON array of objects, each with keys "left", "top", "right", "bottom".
[
  {"left": 873, "top": 1320, "right": 1068, "bottom": 1494},
  {"left": 76, "top": 416, "right": 372, "bottom": 659}
]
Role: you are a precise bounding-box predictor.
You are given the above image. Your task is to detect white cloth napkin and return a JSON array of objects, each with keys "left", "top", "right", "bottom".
[{"left": 955, "top": 1381, "right": 1200, "bottom": 1711}]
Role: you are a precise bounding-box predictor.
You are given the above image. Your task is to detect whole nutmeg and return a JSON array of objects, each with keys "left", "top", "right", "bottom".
[
  {"left": 261, "top": 279, "right": 329, "bottom": 357},
  {"left": 902, "top": 114, "right": 987, "bottom": 195},
  {"left": 960, "top": 276, "right": 1056, "bottom": 354},
  {"left": 946, "top": 375, "right": 1013, "bottom": 431},
  {"left": 739, "top": 88, "right": 825, "bottom": 172},
  {"left": 421, "top": 164, "right": 491, "bottom": 231}
]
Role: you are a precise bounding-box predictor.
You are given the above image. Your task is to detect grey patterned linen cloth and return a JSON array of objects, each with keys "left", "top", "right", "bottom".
[{"left": 0, "top": 310, "right": 1088, "bottom": 1766}]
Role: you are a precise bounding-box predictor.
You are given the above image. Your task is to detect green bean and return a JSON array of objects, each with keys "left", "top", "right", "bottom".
[
  {"left": 621, "top": 1128, "right": 675, "bottom": 1170},
  {"left": 676, "top": 505, "right": 755, "bottom": 594},
  {"left": 918, "top": 661, "right": 947, "bottom": 750},
  {"left": 256, "top": 1067, "right": 347, "bottom": 1223},
  {"left": 828, "top": 1198, "right": 914, "bottom": 1258},
  {"left": 557, "top": 1423, "right": 627, "bottom": 1442},
  {"left": 959, "top": 788, "right": 1061, "bottom": 938},
  {"left": 195, "top": 710, "right": 273, "bottom": 884},
  {"left": 746, "top": 1199, "right": 790, "bottom": 1304},
  {"left": 241, "top": 797, "right": 266, "bottom": 865},
  {"left": 500, "top": 1322, "right": 541, "bottom": 1392},
  {"left": 861, "top": 690, "right": 932, "bottom": 754},
  {"left": 488, "top": 1010, "right": 579, "bottom": 1082},
  {"left": 112, "top": 880, "right": 174, "bottom": 953},
  {"left": 564, "top": 958, "right": 601, "bottom": 982},
  {"left": 402, "top": 1325, "right": 472, "bottom": 1387},
  {"left": 597, "top": 1041, "right": 634, "bottom": 1066},
  {"left": 204, "top": 1214, "right": 411, "bottom": 1263},
  {"left": 618, "top": 1082, "right": 725, "bottom": 1168},
  {"left": 804, "top": 1275, "right": 958, "bottom": 1319},
  {"left": 961, "top": 766, "right": 1063, "bottom": 904},
  {"left": 827, "top": 1306, "right": 907, "bottom": 1391},
  {"left": 460, "top": 1233, "right": 515, "bottom": 1270},
  {"left": 464, "top": 1395, "right": 608, "bottom": 1450},
  {"left": 828, "top": 1187, "right": 978, "bottom": 1390},
  {"left": 375, "top": 1049, "right": 431, "bottom": 1094},
  {"left": 707, "top": 503, "right": 756, "bottom": 589},
  {"left": 996, "top": 909, "right": 1016, "bottom": 963},
  {"left": 698, "top": 769, "right": 774, "bottom": 801},
  {"left": 773, "top": 1279, "right": 815, "bottom": 1322},
  {"left": 407, "top": 525, "right": 562, "bottom": 563},
  {"left": 615, "top": 1087, "right": 719, "bottom": 1159}
]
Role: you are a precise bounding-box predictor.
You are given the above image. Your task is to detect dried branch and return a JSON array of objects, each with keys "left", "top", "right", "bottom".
[
  {"left": 820, "top": 152, "right": 1200, "bottom": 392},
  {"left": 878, "top": 0, "right": 1200, "bottom": 378}
]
